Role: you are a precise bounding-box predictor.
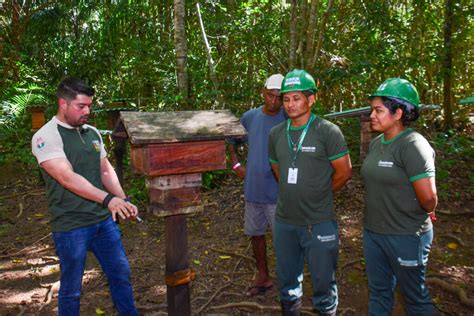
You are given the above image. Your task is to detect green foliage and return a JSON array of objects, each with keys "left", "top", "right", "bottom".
[
  {"left": 434, "top": 132, "right": 473, "bottom": 157},
  {"left": 0, "top": 0, "right": 472, "bottom": 188},
  {"left": 0, "top": 122, "right": 37, "bottom": 166},
  {"left": 0, "top": 70, "right": 53, "bottom": 167},
  {"left": 126, "top": 176, "right": 148, "bottom": 205},
  {"left": 328, "top": 117, "right": 361, "bottom": 165},
  {"left": 202, "top": 170, "right": 229, "bottom": 190},
  {"left": 433, "top": 132, "right": 473, "bottom": 201},
  {"left": 436, "top": 169, "right": 450, "bottom": 182},
  {"left": 1, "top": 72, "right": 51, "bottom": 127}
]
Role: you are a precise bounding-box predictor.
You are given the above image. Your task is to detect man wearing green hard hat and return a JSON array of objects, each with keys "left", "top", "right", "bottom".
[
  {"left": 361, "top": 78, "right": 437, "bottom": 315},
  {"left": 268, "top": 69, "right": 352, "bottom": 315}
]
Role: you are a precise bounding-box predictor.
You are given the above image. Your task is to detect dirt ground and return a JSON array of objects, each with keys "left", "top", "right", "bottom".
[{"left": 0, "top": 159, "right": 473, "bottom": 316}]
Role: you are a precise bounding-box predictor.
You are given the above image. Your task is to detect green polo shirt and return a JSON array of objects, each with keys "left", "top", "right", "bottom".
[
  {"left": 361, "top": 129, "right": 435, "bottom": 235},
  {"left": 32, "top": 116, "right": 110, "bottom": 232},
  {"left": 268, "top": 115, "right": 349, "bottom": 225}
]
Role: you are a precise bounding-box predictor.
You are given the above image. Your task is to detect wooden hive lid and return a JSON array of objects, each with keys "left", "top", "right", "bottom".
[{"left": 120, "top": 110, "right": 246, "bottom": 145}]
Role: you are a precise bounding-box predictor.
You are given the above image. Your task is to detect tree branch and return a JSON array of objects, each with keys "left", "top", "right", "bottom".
[{"left": 310, "top": 0, "right": 335, "bottom": 69}]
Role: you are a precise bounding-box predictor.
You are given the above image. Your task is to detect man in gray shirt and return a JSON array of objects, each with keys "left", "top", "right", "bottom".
[{"left": 229, "top": 74, "right": 285, "bottom": 297}]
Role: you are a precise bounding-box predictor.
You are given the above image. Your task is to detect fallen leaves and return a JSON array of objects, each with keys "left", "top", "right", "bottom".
[{"left": 447, "top": 242, "right": 458, "bottom": 250}]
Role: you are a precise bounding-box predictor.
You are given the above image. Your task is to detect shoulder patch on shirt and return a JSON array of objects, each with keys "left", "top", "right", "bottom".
[
  {"left": 92, "top": 140, "right": 101, "bottom": 152},
  {"left": 35, "top": 137, "right": 46, "bottom": 150},
  {"left": 378, "top": 160, "right": 394, "bottom": 168}
]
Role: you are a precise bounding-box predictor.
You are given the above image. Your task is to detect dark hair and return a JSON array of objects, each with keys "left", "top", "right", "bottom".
[
  {"left": 56, "top": 77, "right": 95, "bottom": 101},
  {"left": 302, "top": 90, "right": 315, "bottom": 98},
  {"left": 381, "top": 96, "right": 419, "bottom": 126}
]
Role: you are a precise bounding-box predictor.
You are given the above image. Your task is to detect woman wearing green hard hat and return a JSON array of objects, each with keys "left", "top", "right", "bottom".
[
  {"left": 268, "top": 69, "right": 352, "bottom": 315},
  {"left": 361, "top": 78, "right": 438, "bottom": 315}
]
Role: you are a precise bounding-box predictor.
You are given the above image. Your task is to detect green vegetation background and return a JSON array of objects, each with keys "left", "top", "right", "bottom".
[{"left": 0, "top": 1, "right": 472, "bottom": 203}]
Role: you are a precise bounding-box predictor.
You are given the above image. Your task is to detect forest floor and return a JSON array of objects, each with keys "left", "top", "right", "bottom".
[{"left": 0, "top": 150, "right": 473, "bottom": 315}]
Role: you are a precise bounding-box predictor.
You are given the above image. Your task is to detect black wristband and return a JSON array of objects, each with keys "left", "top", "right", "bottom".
[
  {"left": 124, "top": 197, "right": 131, "bottom": 203},
  {"left": 102, "top": 193, "right": 115, "bottom": 208}
]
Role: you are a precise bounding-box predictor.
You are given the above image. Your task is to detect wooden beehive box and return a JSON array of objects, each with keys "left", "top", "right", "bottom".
[
  {"left": 120, "top": 110, "right": 246, "bottom": 176},
  {"left": 29, "top": 106, "right": 46, "bottom": 130},
  {"left": 120, "top": 110, "right": 246, "bottom": 216}
]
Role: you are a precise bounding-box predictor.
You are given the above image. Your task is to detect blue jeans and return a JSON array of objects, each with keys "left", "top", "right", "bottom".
[
  {"left": 273, "top": 220, "right": 339, "bottom": 314},
  {"left": 363, "top": 228, "right": 434, "bottom": 316},
  {"left": 53, "top": 217, "right": 138, "bottom": 316}
]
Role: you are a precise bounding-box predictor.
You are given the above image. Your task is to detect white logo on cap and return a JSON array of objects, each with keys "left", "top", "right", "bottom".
[
  {"left": 285, "top": 77, "right": 301, "bottom": 86},
  {"left": 377, "top": 83, "right": 388, "bottom": 91}
]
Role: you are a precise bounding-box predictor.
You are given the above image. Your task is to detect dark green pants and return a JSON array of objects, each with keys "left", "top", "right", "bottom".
[
  {"left": 363, "top": 228, "right": 434, "bottom": 316},
  {"left": 273, "top": 220, "right": 339, "bottom": 314}
]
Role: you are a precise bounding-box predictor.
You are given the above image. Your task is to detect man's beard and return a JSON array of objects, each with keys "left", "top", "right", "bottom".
[{"left": 68, "top": 115, "right": 89, "bottom": 127}]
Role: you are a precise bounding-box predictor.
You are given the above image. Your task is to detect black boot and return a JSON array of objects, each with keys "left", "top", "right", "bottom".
[{"left": 280, "top": 298, "right": 301, "bottom": 316}]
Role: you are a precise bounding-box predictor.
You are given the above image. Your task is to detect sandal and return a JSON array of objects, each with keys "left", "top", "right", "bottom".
[{"left": 244, "top": 284, "right": 273, "bottom": 297}]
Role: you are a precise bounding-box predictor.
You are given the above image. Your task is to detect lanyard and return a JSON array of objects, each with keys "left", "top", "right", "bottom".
[{"left": 286, "top": 114, "right": 315, "bottom": 167}]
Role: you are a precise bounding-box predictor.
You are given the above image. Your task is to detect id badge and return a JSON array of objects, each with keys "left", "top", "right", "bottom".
[{"left": 288, "top": 168, "right": 298, "bottom": 184}]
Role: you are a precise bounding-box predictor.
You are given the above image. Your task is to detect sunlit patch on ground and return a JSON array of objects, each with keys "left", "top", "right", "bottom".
[
  {"left": 151, "top": 284, "right": 167, "bottom": 296},
  {"left": 0, "top": 163, "right": 472, "bottom": 314}
]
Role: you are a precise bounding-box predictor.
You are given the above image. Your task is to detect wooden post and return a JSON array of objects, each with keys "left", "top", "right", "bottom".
[
  {"left": 112, "top": 135, "right": 127, "bottom": 185},
  {"left": 165, "top": 214, "right": 190, "bottom": 315},
  {"left": 360, "top": 115, "right": 374, "bottom": 160},
  {"left": 111, "top": 114, "right": 129, "bottom": 185},
  {"left": 148, "top": 174, "right": 202, "bottom": 316}
]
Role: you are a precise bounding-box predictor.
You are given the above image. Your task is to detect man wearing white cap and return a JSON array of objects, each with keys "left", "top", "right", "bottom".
[{"left": 229, "top": 74, "right": 285, "bottom": 297}]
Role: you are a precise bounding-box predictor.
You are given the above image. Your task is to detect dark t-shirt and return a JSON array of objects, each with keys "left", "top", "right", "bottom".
[
  {"left": 361, "top": 129, "right": 435, "bottom": 235},
  {"left": 268, "top": 115, "right": 349, "bottom": 225}
]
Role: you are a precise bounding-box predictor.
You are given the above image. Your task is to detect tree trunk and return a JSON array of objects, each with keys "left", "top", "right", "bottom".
[
  {"left": 173, "top": 0, "right": 189, "bottom": 109},
  {"left": 310, "top": 0, "right": 334, "bottom": 70},
  {"left": 223, "top": 0, "right": 236, "bottom": 103},
  {"left": 196, "top": 2, "right": 221, "bottom": 108},
  {"left": 304, "top": 0, "right": 319, "bottom": 67},
  {"left": 297, "top": 0, "right": 308, "bottom": 68},
  {"left": 9, "top": 0, "right": 21, "bottom": 80},
  {"left": 442, "top": 0, "right": 454, "bottom": 129},
  {"left": 289, "top": 0, "right": 297, "bottom": 69}
]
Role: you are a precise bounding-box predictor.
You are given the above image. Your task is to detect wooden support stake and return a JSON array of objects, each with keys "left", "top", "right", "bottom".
[
  {"left": 165, "top": 214, "right": 191, "bottom": 316},
  {"left": 113, "top": 136, "right": 127, "bottom": 185},
  {"left": 360, "top": 115, "right": 375, "bottom": 160},
  {"left": 148, "top": 174, "right": 203, "bottom": 315}
]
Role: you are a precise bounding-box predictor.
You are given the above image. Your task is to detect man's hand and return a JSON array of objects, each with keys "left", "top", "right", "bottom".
[
  {"left": 228, "top": 143, "right": 246, "bottom": 180},
  {"left": 234, "top": 165, "right": 246, "bottom": 179},
  {"left": 107, "top": 197, "right": 139, "bottom": 222}
]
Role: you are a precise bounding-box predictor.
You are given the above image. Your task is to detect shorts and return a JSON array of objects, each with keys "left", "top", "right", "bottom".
[{"left": 244, "top": 202, "right": 276, "bottom": 236}]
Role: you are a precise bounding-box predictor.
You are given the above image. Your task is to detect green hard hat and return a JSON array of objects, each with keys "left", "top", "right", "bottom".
[
  {"left": 280, "top": 69, "right": 318, "bottom": 94},
  {"left": 370, "top": 78, "right": 420, "bottom": 108}
]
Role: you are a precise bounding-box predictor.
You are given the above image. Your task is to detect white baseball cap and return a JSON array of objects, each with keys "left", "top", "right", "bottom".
[{"left": 264, "top": 74, "right": 284, "bottom": 90}]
